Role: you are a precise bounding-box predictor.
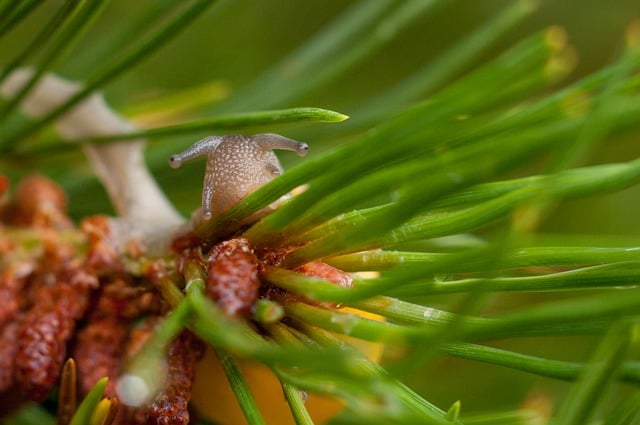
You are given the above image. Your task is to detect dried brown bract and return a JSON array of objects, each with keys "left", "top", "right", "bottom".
[
  {"left": 170, "top": 231, "right": 203, "bottom": 253},
  {"left": 258, "top": 244, "right": 301, "bottom": 268},
  {"left": 97, "top": 279, "right": 163, "bottom": 320},
  {"left": 81, "top": 215, "right": 123, "bottom": 275}
]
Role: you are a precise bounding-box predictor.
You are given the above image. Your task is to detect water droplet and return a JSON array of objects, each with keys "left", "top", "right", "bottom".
[
  {"left": 423, "top": 308, "right": 443, "bottom": 322},
  {"left": 116, "top": 374, "right": 150, "bottom": 407},
  {"left": 331, "top": 312, "right": 358, "bottom": 335}
]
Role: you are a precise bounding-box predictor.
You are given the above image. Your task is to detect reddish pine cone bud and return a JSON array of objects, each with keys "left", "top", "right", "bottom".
[
  {"left": 0, "top": 263, "right": 32, "bottom": 327},
  {"left": 15, "top": 282, "right": 89, "bottom": 402},
  {"left": 295, "top": 261, "right": 353, "bottom": 308},
  {"left": 206, "top": 238, "right": 260, "bottom": 317},
  {"left": 73, "top": 317, "right": 128, "bottom": 397},
  {"left": 10, "top": 175, "right": 72, "bottom": 228},
  {"left": 146, "top": 331, "right": 205, "bottom": 425},
  {"left": 295, "top": 261, "right": 354, "bottom": 289}
]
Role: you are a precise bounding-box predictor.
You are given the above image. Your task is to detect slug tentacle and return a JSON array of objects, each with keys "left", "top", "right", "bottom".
[
  {"left": 169, "top": 133, "right": 308, "bottom": 223},
  {"left": 254, "top": 133, "right": 309, "bottom": 156},
  {"left": 169, "top": 136, "right": 224, "bottom": 169}
]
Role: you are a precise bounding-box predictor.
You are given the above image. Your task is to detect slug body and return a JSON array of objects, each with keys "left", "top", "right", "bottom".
[{"left": 169, "top": 134, "right": 308, "bottom": 221}]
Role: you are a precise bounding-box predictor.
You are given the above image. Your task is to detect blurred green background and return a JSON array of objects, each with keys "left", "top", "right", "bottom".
[{"left": 3, "top": 0, "right": 640, "bottom": 418}]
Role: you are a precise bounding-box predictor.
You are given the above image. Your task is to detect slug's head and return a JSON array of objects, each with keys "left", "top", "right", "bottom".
[
  {"left": 169, "top": 133, "right": 308, "bottom": 221},
  {"left": 168, "top": 136, "right": 223, "bottom": 169}
]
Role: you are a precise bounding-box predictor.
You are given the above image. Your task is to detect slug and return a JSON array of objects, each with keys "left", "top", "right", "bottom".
[{"left": 169, "top": 133, "right": 308, "bottom": 221}]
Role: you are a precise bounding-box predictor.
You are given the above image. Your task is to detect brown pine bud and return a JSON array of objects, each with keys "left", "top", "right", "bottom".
[
  {"left": 146, "top": 332, "right": 205, "bottom": 425},
  {"left": 73, "top": 317, "right": 128, "bottom": 398},
  {"left": 206, "top": 238, "right": 260, "bottom": 317},
  {"left": 15, "top": 282, "right": 90, "bottom": 402},
  {"left": 15, "top": 310, "right": 67, "bottom": 402},
  {"left": 9, "top": 175, "right": 72, "bottom": 229},
  {"left": 295, "top": 261, "right": 354, "bottom": 289},
  {"left": 295, "top": 261, "right": 353, "bottom": 308},
  {"left": 0, "top": 263, "right": 33, "bottom": 327}
]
